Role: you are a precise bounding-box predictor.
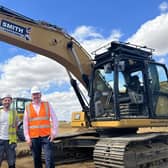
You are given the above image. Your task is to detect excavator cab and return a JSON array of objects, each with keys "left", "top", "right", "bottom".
[{"left": 89, "top": 42, "right": 168, "bottom": 128}]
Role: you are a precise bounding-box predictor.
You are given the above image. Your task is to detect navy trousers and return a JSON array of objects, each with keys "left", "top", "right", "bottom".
[
  {"left": 0, "top": 139, "right": 16, "bottom": 167},
  {"left": 31, "top": 136, "right": 55, "bottom": 168}
]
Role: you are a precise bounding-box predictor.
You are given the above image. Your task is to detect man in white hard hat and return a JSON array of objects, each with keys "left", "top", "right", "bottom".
[
  {"left": 23, "top": 86, "right": 58, "bottom": 168},
  {"left": 0, "top": 94, "right": 18, "bottom": 168}
]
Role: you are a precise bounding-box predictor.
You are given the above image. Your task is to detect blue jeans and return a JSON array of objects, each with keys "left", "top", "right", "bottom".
[
  {"left": 0, "top": 139, "right": 16, "bottom": 167},
  {"left": 31, "top": 136, "right": 55, "bottom": 168}
]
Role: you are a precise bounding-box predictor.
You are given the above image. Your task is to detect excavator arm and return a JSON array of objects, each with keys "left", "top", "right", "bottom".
[{"left": 0, "top": 6, "right": 92, "bottom": 87}]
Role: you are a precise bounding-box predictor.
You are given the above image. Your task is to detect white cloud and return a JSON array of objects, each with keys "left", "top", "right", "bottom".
[
  {"left": 71, "top": 25, "right": 123, "bottom": 55},
  {"left": 71, "top": 25, "right": 103, "bottom": 41},
  {"left": 159, "top": 1, "right": 168, "bottom": 13},
  {"left": 127, "top": 13, "right": 168, "bottom": 56},
  {"left": 0, "top": 54, "right": 69, "bottom": 97},
  {"left": 44, "top": 91, "right": 82, "bottom": 121}
]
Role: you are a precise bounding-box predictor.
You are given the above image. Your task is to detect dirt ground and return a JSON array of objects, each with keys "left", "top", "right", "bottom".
[{"left": 2, "top": 157, "right": 95, "bottom": 168}]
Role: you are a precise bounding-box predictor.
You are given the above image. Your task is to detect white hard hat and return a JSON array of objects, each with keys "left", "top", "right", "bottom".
[
  {"left": 31, "top": 86, "right": 41, "bottom": 94},
  {"left": 1, "top": 93, "right": 12, "bottom": 100}
]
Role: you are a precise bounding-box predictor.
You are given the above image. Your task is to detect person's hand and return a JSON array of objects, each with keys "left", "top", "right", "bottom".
[
  {"left": 48, "top": 134, "right": 55, "bottom": 142},
  {"left": 26, "top": 139, "right": 32, "bottom": 148}
]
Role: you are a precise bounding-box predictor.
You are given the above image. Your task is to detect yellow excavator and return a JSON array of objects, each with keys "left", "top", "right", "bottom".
[{"left": 0, "top": 6, "right": 168, "bottom": 167}]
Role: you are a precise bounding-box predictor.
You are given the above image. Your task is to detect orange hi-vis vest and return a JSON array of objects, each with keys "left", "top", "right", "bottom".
[{"left": 26, "top": 101, "right": 51, "bottom": 138}]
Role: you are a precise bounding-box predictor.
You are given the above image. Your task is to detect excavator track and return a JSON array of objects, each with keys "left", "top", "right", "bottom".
[
  {"left": 94, "top": 133, "right": 168, "bottom": 168},
  {"left": 42, "top": 131, "right": 98, "bottom": 165}
]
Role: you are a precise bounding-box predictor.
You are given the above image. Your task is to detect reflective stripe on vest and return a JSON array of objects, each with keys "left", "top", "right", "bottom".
[
  {"left": 29, "top": 125, "right": 51, "bottom": 129},
  {"left": 28, "top": 116, "right": 49, "bottom": 121},
  {"left": 27, "top": 102, "right": 51, "bottom": 138}
]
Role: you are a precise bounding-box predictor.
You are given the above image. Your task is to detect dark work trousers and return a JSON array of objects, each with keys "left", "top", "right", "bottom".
[
  {"left": 0, "top": 139, "right": 16, "bottom": 168},
  {"left": 31, "top": 136, "right": 55, "bottom": 168}
]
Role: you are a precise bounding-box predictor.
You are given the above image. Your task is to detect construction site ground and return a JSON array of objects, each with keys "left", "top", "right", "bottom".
[
  {"left": 2, "top": 157, "right": 95, "bottom": 168},
  {"left": 1, "top": 122, "right": 168, "bottom": 168}
]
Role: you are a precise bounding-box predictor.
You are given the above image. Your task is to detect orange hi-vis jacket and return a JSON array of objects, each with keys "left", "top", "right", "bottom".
[{"left": 26, "top": 101, "right": 51, "bottom": 138}]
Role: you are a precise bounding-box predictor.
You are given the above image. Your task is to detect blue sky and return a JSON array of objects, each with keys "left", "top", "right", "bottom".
[
  {"left": 0, "top": 0, "right": 164, "bottom": 37},
  {"left": 0, "top": 0, "right": 167, "bottom": 120}
]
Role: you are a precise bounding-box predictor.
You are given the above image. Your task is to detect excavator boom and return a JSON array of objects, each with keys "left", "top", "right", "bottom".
[{"left": 0, "top": 6, "right": 92, "bottom": 86}]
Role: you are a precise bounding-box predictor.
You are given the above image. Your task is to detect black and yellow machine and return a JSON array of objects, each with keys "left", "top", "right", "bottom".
[
  {"left": 11, "top": 97, "right": 31, "bottom": 120},
  {"left": 12, "top": 97, "right": 31, "bottom": 141},
  {"left": 0, "top": 6, "right": 168, "bottom": 167}
]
